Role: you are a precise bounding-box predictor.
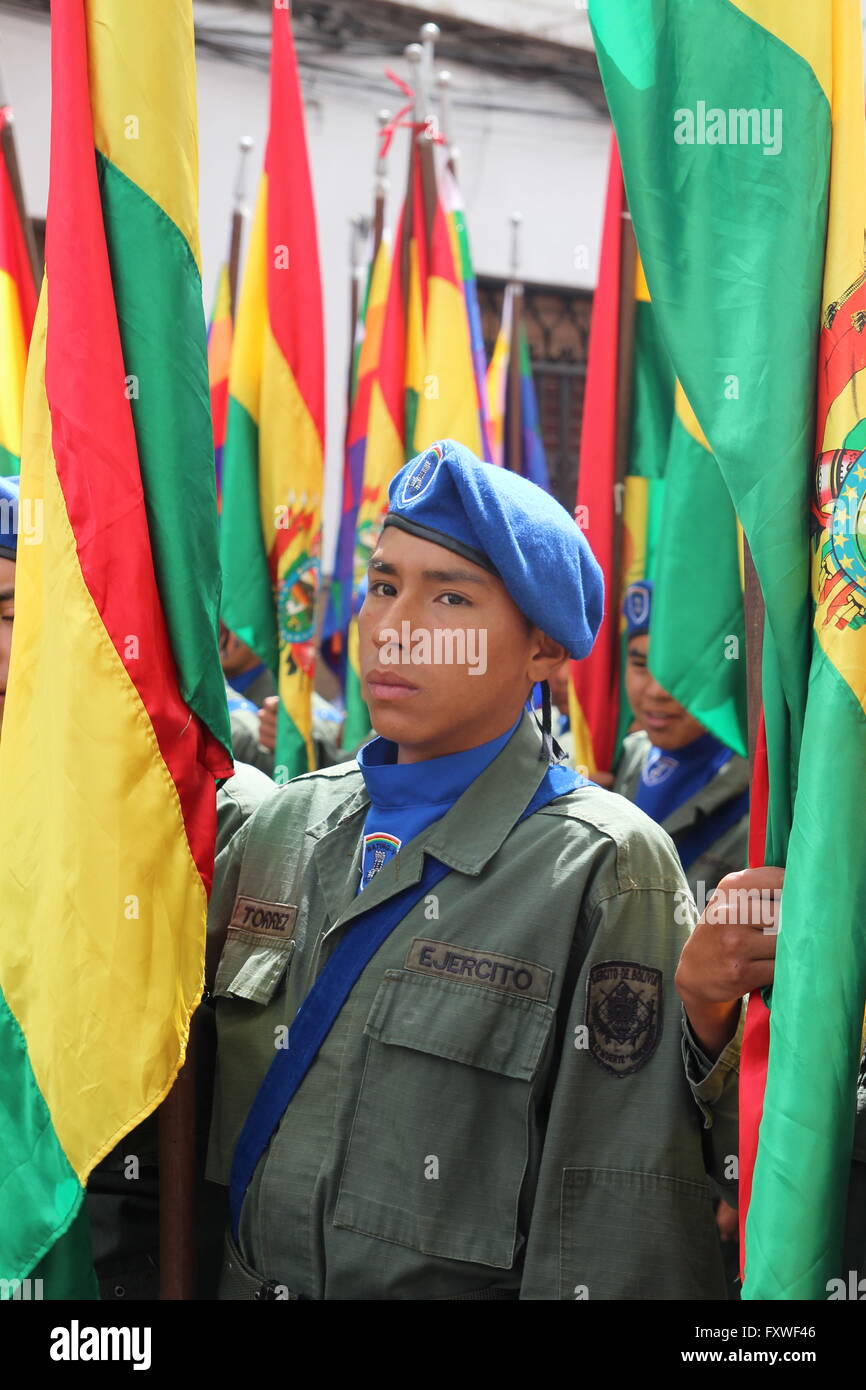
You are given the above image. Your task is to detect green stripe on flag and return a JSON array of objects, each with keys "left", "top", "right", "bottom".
[
  {"left": 219, "top": 396, "right": 277, "bottom": 672},
  {"left": 0, "top": 987, "right": 83, "bottom": 1286},
  {"left": 652, "top": 412, "right": 747, "bottom": 754},
  {"left": 96, "top": 153, "right": 232, "bottom": 755},
  {"left": 0, "top": 443, "right": 20, "bottom": 476},
  {"left": 591, "top": 0, "right": 829, "bottom": 856},
  {"left": 591, "top": 0, "right": 846, "bottom": 1300}
]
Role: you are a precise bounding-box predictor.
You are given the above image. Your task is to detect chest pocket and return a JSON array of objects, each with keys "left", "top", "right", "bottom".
[{"left": 334, "top": 969, "right": 555, "bottom": 1270}]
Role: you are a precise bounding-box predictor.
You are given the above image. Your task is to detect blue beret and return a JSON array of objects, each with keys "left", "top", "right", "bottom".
[
  {"left": 623, "top": 580, "right": 653, "bottom": 637},
  {"left": 0, "top": 474, "right": 20, "bottom": 561},
  {"left": 383, "top": 440, "right": 603, "bottom": 660}
]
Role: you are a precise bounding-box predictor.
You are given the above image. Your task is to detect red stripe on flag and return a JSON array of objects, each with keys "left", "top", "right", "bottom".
[
  {"left": 46, "top": 0, "right": 222, "bottom": 889},
  {"left": 377, "top": 199, "right": 408, "bottom": 444},
  {"left": 0, "top": 107, "right": 37, "bottom": 342},
  {"left": 571, "top": 137, "right": 625, "bottom": 771},
  {"left": 265, "top": 1, "right": 325, "bottom": 445}
]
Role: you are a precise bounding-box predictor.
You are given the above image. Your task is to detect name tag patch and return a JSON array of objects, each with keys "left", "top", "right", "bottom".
[
  {"left": 586, "top": 960, "right": 662, "bottom": 1078},
  {"left": 404, "top": 937, "right": 552, "bottom": 1003},
  {"left": 229, "top": 895, "right": 298, "bottom": 938}
]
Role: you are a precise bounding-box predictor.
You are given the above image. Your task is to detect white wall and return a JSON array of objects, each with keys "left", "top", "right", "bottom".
[
  {"left": 378, "top": 0, "right": 593, "bottom": 48},
  {"left": 0, "top": 3, "right": 610, "bottom": 569}
]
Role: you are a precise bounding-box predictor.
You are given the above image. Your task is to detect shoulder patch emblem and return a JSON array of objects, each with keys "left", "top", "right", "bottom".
[{"left": 585, "top": 960, "right": 662, "bottom": 1077}]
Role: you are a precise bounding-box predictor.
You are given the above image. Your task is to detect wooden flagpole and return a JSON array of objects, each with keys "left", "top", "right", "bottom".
[{"left": 227, "top": 135, "right": 254, "bottom": 316}]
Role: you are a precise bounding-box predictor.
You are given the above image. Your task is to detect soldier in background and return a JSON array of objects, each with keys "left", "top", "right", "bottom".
[
  {"left": 613, "top": 581, "right": 749, "bottom": 900},
  {"left": 220, "top": 624, "right": 275, "bottom": 709}
]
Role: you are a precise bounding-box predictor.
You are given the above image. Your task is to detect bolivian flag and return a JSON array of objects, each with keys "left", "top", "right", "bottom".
[
  {"left": 571, "top": 141, "right": 745, "bottom": 776},
  {"left": 322, "top": 231, "right": 391, "bottom": 751},
  {"left": 0, "top": 0, "right": 231, "bottom": 1288},
  {"left": 593, "top": 0, "right": 866, "bottom": 1298},
  {"left": 323, "top": 230, "right": 392, "bottom": 682},
  {"left": 208, "top": 264, "right": 233, "bottom": 510},
  {"left": 220, "top": 0, "right": 325, "bottom": 780},
  {"left": 0, "top": 105, "right": 37, "bottom": 475},
  {"left": 486, "top": 281, "right": 550, "bottom": 490},
  {"left": 440, "top": 152, "right": 493, "bottom": 463},
  {"left": 354, "top": 131, "right": 483, "bottom": 586}
]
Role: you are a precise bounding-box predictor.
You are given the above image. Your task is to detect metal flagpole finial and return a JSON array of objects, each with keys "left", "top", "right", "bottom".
[
  {"left": 419, "top": 23, "right": 439, "bottom": 119},
  {"left": 509, "top": 212, "right": 523, "bottom": 281},
  {"left": 233, "top": 135, "right": 255, "bottom": 210}
]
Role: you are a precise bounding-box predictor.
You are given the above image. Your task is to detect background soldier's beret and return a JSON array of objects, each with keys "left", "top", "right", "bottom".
[
  {"left": 623, "top": 580, "right": 653, "bottom": 637},
  {"left": 383, "top": 439, "right": 603, "bottom": 660},
  {"left": 0, "top": 475, "right": 20, "bottom": 561}
]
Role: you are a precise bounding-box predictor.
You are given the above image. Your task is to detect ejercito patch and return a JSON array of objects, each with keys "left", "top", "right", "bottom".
[{"left": 585, "top": 960, "right": 662, "bottom": 1078}]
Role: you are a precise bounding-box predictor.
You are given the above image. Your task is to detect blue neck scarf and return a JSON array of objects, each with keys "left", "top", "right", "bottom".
[
  {"left": 634, "top": 730, "right": 733, "bottom": 826},
  {"left": 355, "top": 716, "right": 522, "bottom": 892},
  {"left": 229, "top": 663, "right": 267, "bottom": 696}
]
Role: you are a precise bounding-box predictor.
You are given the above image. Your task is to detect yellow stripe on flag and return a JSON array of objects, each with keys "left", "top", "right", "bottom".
[
  {"left": 0, "top": 266, "right": 28, "bottom": 459},
  {"left": 674, "top": 380, "right": 712, "bottom": 452},
  {"left": 87, "top": 0, "right": 201, "bottom": 266},
  {"left": 634, "top": 254, "right": 650, "bottom": 304},
  {"left": 1, "top": 295, "right": 206, "bottom": 1179},
  {"left": 414, "top": 277, "right": 483, "bottom": 455},
  {"left": 730, "top": 0, "right": 832, "bottom": 102},
  {"left": 228, "top": 178, "right": 267, "bottom": 425}
]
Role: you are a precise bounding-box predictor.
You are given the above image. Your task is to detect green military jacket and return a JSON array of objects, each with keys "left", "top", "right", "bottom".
[
  {"left": 614, "top": 731, "right": 750, "bottom": 899},
  {"left": 206, "top": 712, "right": 740, "bottom": 1300}
]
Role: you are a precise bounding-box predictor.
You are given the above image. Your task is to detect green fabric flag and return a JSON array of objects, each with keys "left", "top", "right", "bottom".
[
  {"left": 620, "top": 271, "right": 746, "bottom": 758},
  {"left": 591, "top": 0, "right": 866, "bottom": 1299}
]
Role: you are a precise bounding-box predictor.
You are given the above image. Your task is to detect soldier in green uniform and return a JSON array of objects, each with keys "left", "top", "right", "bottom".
[
  {"left": 614, "top": 581, "right": 750, "bottom": 900},
  {"left": 205, "top": 440, "right": 758, "bottom": 1300}
]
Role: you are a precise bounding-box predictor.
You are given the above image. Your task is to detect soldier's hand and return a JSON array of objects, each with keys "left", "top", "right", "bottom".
[
  {"left": 715, "top": 1198, "right": 739, "bottom": 1244},
  {"left": 675, "top": 867, "right": 783, "bottom": 1060},
  {"left": 258, "top": 695, "right": 278, "bottom": 753}
]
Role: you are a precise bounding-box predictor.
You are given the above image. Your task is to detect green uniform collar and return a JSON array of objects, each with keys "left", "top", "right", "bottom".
[{"left": 308, "top": 710, "right": 550, "bottom": 935}]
